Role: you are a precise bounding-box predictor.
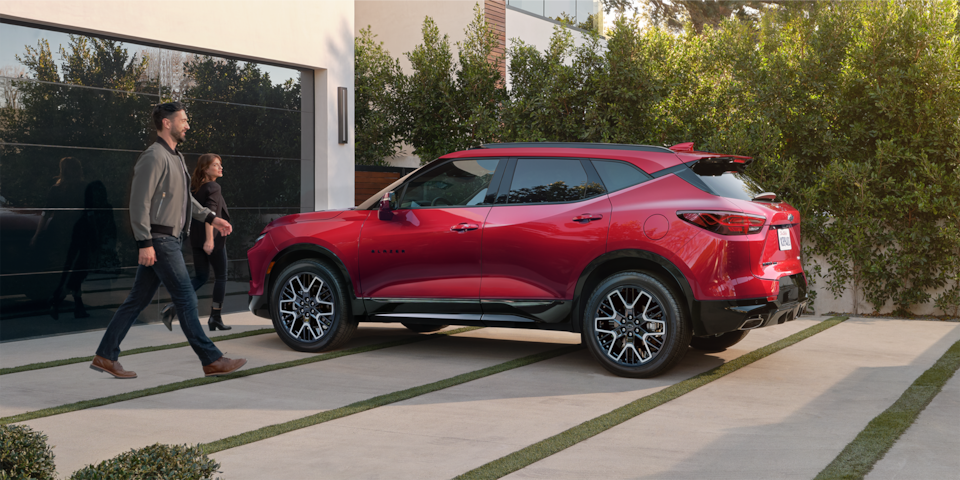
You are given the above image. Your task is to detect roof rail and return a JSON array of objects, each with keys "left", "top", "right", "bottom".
[{"left": 480, "top": 142, "right": 674, "bottom": 153}]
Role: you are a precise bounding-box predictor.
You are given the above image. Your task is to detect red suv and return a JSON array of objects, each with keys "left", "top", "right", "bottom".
[{"left": 247, "top": 143, "right": 808, "bottom": 377}]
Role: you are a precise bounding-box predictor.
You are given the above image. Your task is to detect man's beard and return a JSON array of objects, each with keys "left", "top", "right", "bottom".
[{"left": 171, "top": 128, "right": 186, "bottom": 144}]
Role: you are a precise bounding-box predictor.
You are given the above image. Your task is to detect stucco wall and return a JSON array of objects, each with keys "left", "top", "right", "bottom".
[{"left": 0, "top": 0, "right": 356, "bottom": 210}]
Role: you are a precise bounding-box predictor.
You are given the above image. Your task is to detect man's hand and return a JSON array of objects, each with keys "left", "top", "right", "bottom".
[
  {"left": 138, "top": 246, "right": 156, "bottom": 266},
  {"left": 212, "top": 217, "right": 232, "bottom": 236},
  {"left": 203, "top": 240, "right": 214, "bottom": 255}
]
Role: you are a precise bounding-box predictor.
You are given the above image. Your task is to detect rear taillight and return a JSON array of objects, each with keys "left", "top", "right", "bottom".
[{"left": 678, "top": 211, "right": 766, "bottom": 235}]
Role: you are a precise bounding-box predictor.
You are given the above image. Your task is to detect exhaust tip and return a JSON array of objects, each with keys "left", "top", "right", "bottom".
[{"left": 740, "top": 316, "right": 765, "bottom": 330}]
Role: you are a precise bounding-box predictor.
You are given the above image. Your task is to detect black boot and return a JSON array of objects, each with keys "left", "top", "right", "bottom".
[
  {"left": 160, "top": 303, "right": 175, "bottom": 331},
  {"left": 208, "top": 306, "right": 231, "bottom": 331},
  {"left": 73, "top": 293, "right": 90, "bottom": 319},
  {"left": 49, "top": 288, "right": 65, "bottom": 320}
]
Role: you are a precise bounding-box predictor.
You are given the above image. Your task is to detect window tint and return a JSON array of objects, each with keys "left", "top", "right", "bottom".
[
  {"left": 506, "top": 159, "right": 604, "bottom": 204},
  {"left": 686, "top": 162, "right": 766, "bottom": 201},
  {"left": 399, "top": 159, "right": 499, "bottom": 208},
  {"left": 592, "top": 160, "right": 650, "bottom": 192}
]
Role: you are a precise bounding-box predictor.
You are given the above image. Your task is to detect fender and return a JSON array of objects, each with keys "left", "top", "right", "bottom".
[
  {"left": 265, "top": 242, "right": 366, "bottom": 317},
  {"left": 572, "top": 249, "right": 699, "bottom": 333}
]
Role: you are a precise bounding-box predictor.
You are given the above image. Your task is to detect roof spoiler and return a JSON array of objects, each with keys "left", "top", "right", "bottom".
[{"left": 669, "top": 143, "right": 753, "bottom": 166}]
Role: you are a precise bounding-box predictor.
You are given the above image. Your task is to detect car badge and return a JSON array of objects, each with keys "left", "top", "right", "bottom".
[{"left": 788, "top": 214, "right": 794, "bottom": 221}]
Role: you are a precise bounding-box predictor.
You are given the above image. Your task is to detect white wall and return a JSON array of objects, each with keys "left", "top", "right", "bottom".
[{"left": 0, "top": 0, "right": 355, "bottom": 210}]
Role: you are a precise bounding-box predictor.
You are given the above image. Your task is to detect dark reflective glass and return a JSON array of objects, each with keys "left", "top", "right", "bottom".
[
  {"left": 177, "top": 54, "right": 301, "bottom": 110},
  {"left": 1, "top": 23, "right": 159, "bottom": 94},
  {"left": 399, "top": 159, "right": 500, "bottom": 208},
  {"left": 1, "top": 145, "right": 138, "bottom": 209},
  {"left": 508, "top": 158, "right": 603, "bottom": 204},
  {"left": 0, "top": 78, "right": 157, "bottom": 149},
  {"left": 182, "top": 155, "right": 302, "bottom": 208},
  {"left": 182, "top": 99, "right": 300, "bottom": 159},
  {"left": 593, "top": 159, "right": 650, "bottom": 192}
]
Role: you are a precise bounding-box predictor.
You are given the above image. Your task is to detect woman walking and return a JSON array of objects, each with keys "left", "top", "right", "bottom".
[{"left": 187, "top": 154, "right": 232, "bottom": 330}]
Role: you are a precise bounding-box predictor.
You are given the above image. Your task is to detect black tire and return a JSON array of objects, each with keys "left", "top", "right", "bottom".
[
  {"left": 690, "top": 330, "right": 749, "bottom": 352},
  {"left": 582, "top": 271, "right": 691, "bottom": 378},
  {"left": 270, "top": 259, "right": 357, "bottom": 352},
  {"left": 401, "top": 322, "right": 449, "bottom": 333}
]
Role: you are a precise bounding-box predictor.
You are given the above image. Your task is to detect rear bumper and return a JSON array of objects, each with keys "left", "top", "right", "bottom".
[{"left": 694, "top": 273, "right": 808, "bottom": 336}]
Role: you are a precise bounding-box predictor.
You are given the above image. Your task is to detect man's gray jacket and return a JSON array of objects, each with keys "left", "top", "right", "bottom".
[{"left": 130, "top": 140, "right": 216, "bottom": 248}]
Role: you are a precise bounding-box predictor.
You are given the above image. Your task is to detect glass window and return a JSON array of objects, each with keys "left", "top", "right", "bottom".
[
  {"left": 592, "top": 160, "right": 650, "bottom": 192},
  {"left": 506, "top": 158, "right": 604, "bottom": 204},
  {"left": 400, "top": 159, "right": 500, "bottom": 208}
]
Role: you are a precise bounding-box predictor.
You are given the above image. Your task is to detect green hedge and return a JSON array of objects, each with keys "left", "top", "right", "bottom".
[
  {"left": 0, "top": 424, "right": 56, "bottom": 480},
  {"left": 70, "top": 444, "right": 220, "bottom": 480},
  {"left": 357, "top": 0, "right": 960, "bottom": 315}
]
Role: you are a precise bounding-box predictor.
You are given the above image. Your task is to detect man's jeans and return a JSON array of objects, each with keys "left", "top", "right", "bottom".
[{"left": 96, "top": 235, "right": 223, "bottom": 366}]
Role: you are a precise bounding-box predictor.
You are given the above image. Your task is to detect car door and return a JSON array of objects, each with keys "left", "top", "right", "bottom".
[
  {"left": 359, "top": 158, "right": 503, "bottom": 312},
  {"left": 480, "top": 157, "right": 611, "bottom": 304}
]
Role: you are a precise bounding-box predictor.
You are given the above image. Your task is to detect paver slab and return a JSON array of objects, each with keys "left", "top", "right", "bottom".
[
  {"left": 211, "top": 318, "right": 824, "bottom": 479},
  {"left": 22, "top": 327, "right": 577, "bottom": 477},
  {"left": 867, "top": 366, "right": 960, "bottom": 480},
  {"left": 0, "top": 323, "right": 420, "bottom": 417},
  {"left": 506, "top": 318, "right": 960, "bottom": 480},
  {"left": 0, "top": 310, "right": 271, "bottom": 369}
]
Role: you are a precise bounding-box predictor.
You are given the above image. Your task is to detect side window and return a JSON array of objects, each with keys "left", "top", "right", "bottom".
[
  {"left": 592, "top": 160, "right": 651, "bottom": 192},
  {"left": 506, "top": 158, "right": 605, "bottom": 204},
  {"left": 399, "top": 159, "right": 500, "bottom": 209}
]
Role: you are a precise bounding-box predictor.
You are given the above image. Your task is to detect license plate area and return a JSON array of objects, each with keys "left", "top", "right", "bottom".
[{"left": 777, "top": 227, "right": 792, "bottom": 251}]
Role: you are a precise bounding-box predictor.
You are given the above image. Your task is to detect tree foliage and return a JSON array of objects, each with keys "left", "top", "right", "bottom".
[
  {"left": 355, "top": 27, "right": 403, "bottom": 165},
  {"left": 365, "top": 0, "right": 960, "bottom": 315}
]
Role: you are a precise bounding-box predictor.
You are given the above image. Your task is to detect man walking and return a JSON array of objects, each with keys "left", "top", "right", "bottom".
[{"left": 91, "top": 102, "right": 246, "bottom": 379}]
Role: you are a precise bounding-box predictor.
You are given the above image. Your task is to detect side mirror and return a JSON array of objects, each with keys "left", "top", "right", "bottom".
[{"left": 378, "top": 191, "right": 395, "bottom": 221}]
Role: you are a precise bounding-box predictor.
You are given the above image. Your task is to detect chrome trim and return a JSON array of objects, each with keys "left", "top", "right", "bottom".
[
  {"left": 372, "top": 313, "right": 482, "bottom": 321},
  {"left": 480, "top": 299, "right": 561, "bottom": 307},
  {"left": 367, "top": 298, "right": 479, "bottom": 304},
  {"left": 481, "top": 314, "right": 536, "bottom": 323}
]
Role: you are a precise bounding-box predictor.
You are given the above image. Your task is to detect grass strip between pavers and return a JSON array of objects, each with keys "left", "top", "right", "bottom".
[
  {"left": 455, "top": 316, "right": 848, "bottom": 480},
  {"left": 814, "top": 337, "right": 960, "bottom": 480},
  {"left": 0, "top": 326, "right": 481, "bottom": 426},
  {"left": 0, "top": 328, "right": 277, "bottom": 376},
  {"left": 200, "top": 343, "right": 584, "bottom": 454}
]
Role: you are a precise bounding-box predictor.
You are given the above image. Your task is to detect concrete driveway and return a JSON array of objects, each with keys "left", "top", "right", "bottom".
[{"left": 1, "top": 312, "right": 957, "bottom": 479}]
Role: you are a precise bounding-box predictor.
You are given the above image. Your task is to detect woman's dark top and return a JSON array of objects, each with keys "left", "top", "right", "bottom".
[{"left": 190, "top": 181, "right": 230, "bottom": 250}]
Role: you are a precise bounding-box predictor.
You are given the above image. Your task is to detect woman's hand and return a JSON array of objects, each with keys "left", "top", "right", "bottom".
[{"left": 203, "top": 240, "right": 214, "bottom": 255}]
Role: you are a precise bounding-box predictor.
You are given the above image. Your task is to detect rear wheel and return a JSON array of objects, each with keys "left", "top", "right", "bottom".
[
  {"left": 582, "top": 272, "right": 691, "bottom": 378},
  {"left": 401, "top": 322, "right": 448, "bottom": 333},
  {"left": 690, "top": 330, "right": 749, "bottom": 352},
  {"left": 270, "top": 259, "right": 357, "bottom": 352}
]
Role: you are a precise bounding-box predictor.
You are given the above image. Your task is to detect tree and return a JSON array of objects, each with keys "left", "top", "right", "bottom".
[{"left": 355, "top": 27, "right": 403, "bottom": 165}]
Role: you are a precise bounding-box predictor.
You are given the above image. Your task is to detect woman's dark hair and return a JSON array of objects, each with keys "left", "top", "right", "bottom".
[
  {"left": 152, "top": 102, "right": 186, "bottom": 131},
  {"left": 191, "top": 154, "right": 221, "bottom": 193},
  {"left": 55, "top": 157, "right": 83, "bottom": 185}
]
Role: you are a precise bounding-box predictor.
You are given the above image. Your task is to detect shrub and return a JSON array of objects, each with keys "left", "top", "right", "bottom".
[
  {"left": 70, "top": 443, "right": 220, "bottom": 480},
  {"left": 0, "top": 424, "right": 57, "bottom": 480}
]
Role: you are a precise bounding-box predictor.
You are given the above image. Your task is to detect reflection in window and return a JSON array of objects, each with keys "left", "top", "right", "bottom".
[
  {"left": 507, "top": 159, "right": 605, "bottom": 204},
  {"left": 592, "top": 160, "right": 650, "bottom": 192},
  {"left": 507, "top": 0, "right": 602, "bottom": 32},
  {"left": 400, "top": 160, "right": 500, "bottom": 208}
]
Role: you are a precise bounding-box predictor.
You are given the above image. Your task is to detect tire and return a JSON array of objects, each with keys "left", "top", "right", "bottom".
[
  {"left": 270, "top": 259, "right": 357, "bottom": 352},
  {"left": 582, "top": 271, "right": 691, "bottom": 378},
  {"left": 401, "top": 322, "right": 449, "bottom": 333},
  {"left": 690, "top": 330, "right": 749, "bottom": 352}
]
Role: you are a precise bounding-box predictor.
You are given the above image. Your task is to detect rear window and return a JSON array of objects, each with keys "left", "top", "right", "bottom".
[{"left": 678, "top": 163, "right": 767, "bottom": 201}]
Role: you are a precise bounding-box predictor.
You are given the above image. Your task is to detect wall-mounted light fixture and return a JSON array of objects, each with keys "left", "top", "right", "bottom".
[{"left": 337, "top": 87, "right": 348, "bottom": 144}]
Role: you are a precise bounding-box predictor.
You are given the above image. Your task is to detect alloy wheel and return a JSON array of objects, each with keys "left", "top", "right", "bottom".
[
  {"left": 278, "top": 272, "right": 334, "bottom": 343},
  {"left": 592, "top": 285, "right": 666, "bottom": 366}
]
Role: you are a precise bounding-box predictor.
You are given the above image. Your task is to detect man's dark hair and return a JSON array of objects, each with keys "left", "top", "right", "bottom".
[{"left": 152, "top": 102, "right": 186, "bottom": 131}]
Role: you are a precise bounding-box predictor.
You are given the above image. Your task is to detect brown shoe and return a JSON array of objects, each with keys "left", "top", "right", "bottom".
[
  {"left": 90, "top": 355, "right": 137, "bottom": 379},
  {"left": 202, "top": 356, "right": 247, "bottom": 377}
]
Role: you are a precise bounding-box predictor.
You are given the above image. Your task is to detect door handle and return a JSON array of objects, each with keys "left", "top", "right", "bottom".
[
  {"left": 573, "top": 214, "right": 603, "bottom": 223},
  {"left": 450, "top": 223, "right": 480, "bottom": 232}
]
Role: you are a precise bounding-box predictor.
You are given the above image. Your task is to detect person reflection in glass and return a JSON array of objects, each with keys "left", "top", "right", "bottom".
[{"left": 29, "top": 156, "right": 91, "bottom": 319}]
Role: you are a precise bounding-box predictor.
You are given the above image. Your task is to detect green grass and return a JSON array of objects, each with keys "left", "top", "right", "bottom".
[
  {"left": 201, "top": 344, "right": 583, "bottom": 454},
  {"left": 455, "top": 316, "right": 848, "bottom": 480},
  {"left": 815, "top": 337, "right": 960, "bottom": 480},
  {"left": 0, "top": 327, "right": 481, "bottom": 426},
  {"left": 0, "top": 328, "right": 277, "bottom": 376}
]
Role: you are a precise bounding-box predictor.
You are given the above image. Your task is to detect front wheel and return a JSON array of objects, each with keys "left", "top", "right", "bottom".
[
  {"left": 582, "top": 272, "right": 691, "bottom": 378},
  {"left": 270, "top": 259, "right": 357, "bottom": 352}
]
